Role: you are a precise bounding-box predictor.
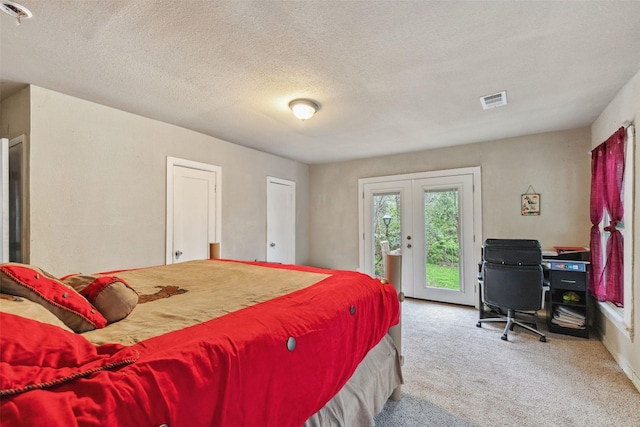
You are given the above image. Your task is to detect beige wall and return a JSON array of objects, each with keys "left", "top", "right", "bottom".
[
  {"left": 5, "top": 85, "right": 309, "bottom": 276},
  {"left": 590, "top": 68, "right": 640, "bottom": 391},
  {"left": 308, "top": 128, "right": 591, "bottom": 270}
]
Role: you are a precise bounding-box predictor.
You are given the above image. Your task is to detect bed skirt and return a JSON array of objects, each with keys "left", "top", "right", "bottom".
[{"left": 304, "top": 333, "right": 403, "bottom": 427}]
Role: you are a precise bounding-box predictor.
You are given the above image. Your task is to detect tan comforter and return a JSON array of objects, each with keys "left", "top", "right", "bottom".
[{"left": 82, "top": 259, "right": 329, "bottom": 345}]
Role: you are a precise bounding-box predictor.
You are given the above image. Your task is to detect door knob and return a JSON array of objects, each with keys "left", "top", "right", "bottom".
[
  {"left": 175, "top": 250, "right": 183, "bottom": 258},
  {"left": 270, "top": 242, "right": 276, "bottom": 247}
]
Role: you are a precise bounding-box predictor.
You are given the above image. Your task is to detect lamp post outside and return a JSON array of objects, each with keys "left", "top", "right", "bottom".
[{"left": 383, "top": 214, "right": 391, "bottom": 239}]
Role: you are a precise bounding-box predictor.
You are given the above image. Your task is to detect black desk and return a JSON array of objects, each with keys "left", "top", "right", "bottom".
[{"left": 545, "top": 260, "right": 589, "bottom": 338}]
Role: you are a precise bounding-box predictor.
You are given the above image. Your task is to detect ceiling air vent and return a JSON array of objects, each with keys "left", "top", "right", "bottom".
[{"left": 480, "top": 91, "right": 507, "bottom": 110}]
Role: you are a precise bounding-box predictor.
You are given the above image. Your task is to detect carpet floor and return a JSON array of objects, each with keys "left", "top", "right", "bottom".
[{"left": 374, "top": 298, "right": 640, "bottom": 426}]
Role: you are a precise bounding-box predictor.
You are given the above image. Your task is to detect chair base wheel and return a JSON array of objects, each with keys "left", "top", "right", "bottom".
[
  {"left": 540, "top": 336, "right": 547, "bottom": 342},
  {"left": 476, "top": 322, "right": 482, "bottom": 328},
  {"left": 501, "top": 334, "right": 508, "bottom": 341}
]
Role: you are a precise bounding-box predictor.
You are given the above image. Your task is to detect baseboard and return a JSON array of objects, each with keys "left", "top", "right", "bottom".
[{"left": 599, "top": 329, "right": 640, "bottom": 393}]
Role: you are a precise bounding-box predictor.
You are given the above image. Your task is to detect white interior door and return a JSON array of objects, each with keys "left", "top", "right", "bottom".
[
  {"left": 266, "top": 177, "right": 295, "bottom": 264},
  {"left": 0, "top": 139, "right": 8, "bottom": 262},
  {"left": 8, "top": 135, "right": 26, "bottom": 263},
  {"left": 166, "top": 157, "right": 221, "bottom": 264}
]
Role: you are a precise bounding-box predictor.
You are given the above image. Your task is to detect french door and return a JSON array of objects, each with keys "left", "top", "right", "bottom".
[
  {"left": 360, "top": 168, "right": 481, "bottom": 306},
  {"left": 361, "top": 180, "right": 413, "bottom": 295}
]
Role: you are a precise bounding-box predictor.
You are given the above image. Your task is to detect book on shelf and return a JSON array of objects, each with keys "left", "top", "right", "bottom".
[
  {"left": 556, "top": 305, "right": 585, "bottom": 318},
  {"left": 551, "top": 318, "right": 586, "bottom": 329},
  {"left": 552, "top": 305, "right": 586, "bottom": 329}
]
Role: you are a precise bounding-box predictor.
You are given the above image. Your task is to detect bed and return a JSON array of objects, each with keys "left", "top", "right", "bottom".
[{"left": 0, "top": 259, "right": 402, "bottom": 426}]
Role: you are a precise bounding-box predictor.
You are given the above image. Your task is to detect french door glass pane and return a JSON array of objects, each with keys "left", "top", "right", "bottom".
[
  {"left": 424, "top": 188, "right": 460, "bottom": 290},
  {"left": 372, "top": 192, "right": 401, "bottom": 279}
]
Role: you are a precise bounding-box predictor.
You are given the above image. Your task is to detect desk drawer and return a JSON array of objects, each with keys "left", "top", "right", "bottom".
[{"left": 551, "top": 270, "right": 587, "bottom": 291}]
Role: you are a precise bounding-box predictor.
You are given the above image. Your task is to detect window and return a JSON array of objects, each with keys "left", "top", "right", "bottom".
[
  {"left": 620, "top": 125, "right": 634, "bottom": 331},
  {"left": 593, "top": 125, "right": 634, "bottom": 335}
]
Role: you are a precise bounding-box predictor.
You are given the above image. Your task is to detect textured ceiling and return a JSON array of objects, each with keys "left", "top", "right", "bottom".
[{"left": 2, "top": 1, "right": 640, "bottom": 164}]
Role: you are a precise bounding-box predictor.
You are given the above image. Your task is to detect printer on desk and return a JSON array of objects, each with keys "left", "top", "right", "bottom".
[{"left": 543, "top": 246, "right": 590, "bottom": 262}]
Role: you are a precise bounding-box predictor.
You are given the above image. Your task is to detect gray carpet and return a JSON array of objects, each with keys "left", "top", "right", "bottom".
[{"left": 373, "top": 298, "right": 640, "bottom": 426}]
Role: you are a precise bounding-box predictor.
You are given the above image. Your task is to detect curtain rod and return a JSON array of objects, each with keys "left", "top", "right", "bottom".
[{"left": 588, "top": 121, "right": 633, "bottom": 155}]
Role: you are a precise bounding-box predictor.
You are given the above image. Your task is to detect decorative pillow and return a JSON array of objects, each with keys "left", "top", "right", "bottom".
[
  {"left": 0, "top": 293, "right": 73, "bottom": 332},
  {"left": 63, "top": 274, "right": 138, "bottom": 323},
  {"left": 0, "top": 263, "right": 107, "bottom": 333}
]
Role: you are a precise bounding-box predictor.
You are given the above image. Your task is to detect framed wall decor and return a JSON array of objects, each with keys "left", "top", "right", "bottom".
[{"left": 521, "top": 189, "right": 540, "bottom": 216}]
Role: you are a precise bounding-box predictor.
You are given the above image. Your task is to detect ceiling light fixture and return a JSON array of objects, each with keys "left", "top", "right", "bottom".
[
  {"left": 1, "top": 1, "right": 32, "bottom": 25},
  {"left": 289, "top": 99, "right": 320, "bottom": 121}
]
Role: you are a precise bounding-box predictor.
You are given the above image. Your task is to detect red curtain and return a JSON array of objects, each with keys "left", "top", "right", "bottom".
[
  {"left": 589, "top": 127, "right": 626, "bottom": 305},
  {"left": 589, "top": 144, "right": 606, "bottom": 298}
]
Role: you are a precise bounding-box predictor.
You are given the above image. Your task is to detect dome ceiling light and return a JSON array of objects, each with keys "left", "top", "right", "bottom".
[
  {"left": 289, "top": 99, "right": 320, "bottom": 121},
  {"left": 1, "top": 1, "right": 32, "bottom": 25}
]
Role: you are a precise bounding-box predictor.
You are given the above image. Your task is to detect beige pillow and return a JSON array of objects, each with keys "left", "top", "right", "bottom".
[
  {"left": 0, "top": 263, "right": 107, "bottom": 333},
  {"left": 63, "top": 274, "right": 138, "bottom": 323},
  {"left": 0, "top": 293, "right": 73, "bottom": 332}
]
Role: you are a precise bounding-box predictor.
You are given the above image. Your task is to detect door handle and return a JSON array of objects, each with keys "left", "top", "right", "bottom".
[{"left": 270, "top": 242, "right": 276, "bottom": 247}]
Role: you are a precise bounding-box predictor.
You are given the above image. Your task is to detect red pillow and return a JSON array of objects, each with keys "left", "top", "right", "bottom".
[
  {"left": 63, "top": 275, "right": 138, "bottom": 323},
  {"left": 0, "top": 263, "right": 107, "bottom": 333}
]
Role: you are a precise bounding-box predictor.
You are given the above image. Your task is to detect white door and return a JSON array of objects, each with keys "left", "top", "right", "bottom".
[
  {"left": 8, "top": 135, "right": 26, "bottom": 263},
  {"left": 0, "top": 139, "right": 8, "bottom": 262},
  {"left": 360, "top": 167, "right": 481, "bottom": 306},
  {"left": 166, "top": 157, "right": 221, "bottom": 264},
  {"left": 362, "top": 180, "right": 413, "bottom": 296},
  {"left": 411, "top": 174, "right": 476, "bottom": 305},
  {"left": 266, "top": 177, "right": 295, "bottom": 264}
]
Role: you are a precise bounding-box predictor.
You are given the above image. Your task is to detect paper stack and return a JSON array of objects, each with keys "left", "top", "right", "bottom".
[{"left": 551, "top": 305, "right": 586, "bottom": 329}]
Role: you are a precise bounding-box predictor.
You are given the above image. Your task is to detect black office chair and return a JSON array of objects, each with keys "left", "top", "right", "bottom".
[{"left": 476, "top": 239, "right": 547, "bottom": 342}]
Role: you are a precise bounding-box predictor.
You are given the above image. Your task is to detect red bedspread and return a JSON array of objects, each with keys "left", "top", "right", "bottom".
[{"left": 0, "top": 262, "right": 399, "bottom": 426}]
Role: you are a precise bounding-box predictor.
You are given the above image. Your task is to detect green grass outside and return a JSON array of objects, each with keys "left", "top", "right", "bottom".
[{"left": 426, "top": 263, "right": 460, "bottom": 290}]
